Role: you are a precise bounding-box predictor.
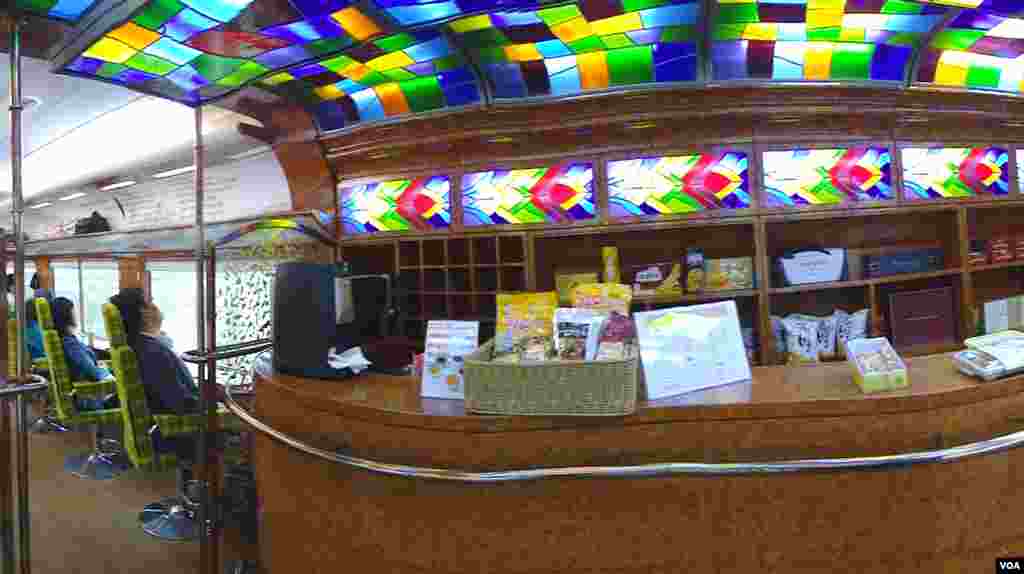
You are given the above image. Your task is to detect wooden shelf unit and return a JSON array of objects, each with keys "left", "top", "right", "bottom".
[{"left": 340, "top": 200, "right": 1024, "bottom": 364}]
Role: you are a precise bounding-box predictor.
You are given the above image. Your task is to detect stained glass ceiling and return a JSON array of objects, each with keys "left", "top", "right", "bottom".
[
  {"left": 42, "top": 0, "right": 1024, "bottom": 133},
  {"left": 15, "top": 0, "right": 102, "bottom": 22}
]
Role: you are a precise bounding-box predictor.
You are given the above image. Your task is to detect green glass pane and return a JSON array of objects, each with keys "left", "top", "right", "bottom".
[
  {"left": 885, "top": 32, "right": 920, "bottom": 47},
  {"left": 125, "top": 52, "right": 176, "bottom": 75},
  {"left": 830, "top": 45, "right": 873, "bottom": 80},
  {"left": 880, "top": 0, "right": 923, "bottom": 14},
  {"left": 400, "top": 76, "right": 445, "bottom": 112},
  {"left": 191, "top": 54, "right": 245, "bottom": 81},
  {"left": 712, "top": 23, "right": 746, "bottom": 41},
  {"left": 433, "top": 55, "right": 462, "bottom": 71},
  {"left": 607, "top": 45, "right": 653, "bottom": 85},
  {"left": 461, "top": 28, "right": 510, "bottom": 49},
  {"left": 17, "top": 0, "right": 58, "bottom": 14},
  {"left": 567, "top": 35, "right": 605, "bottom": 54},
  {"left": 930, "top": 29, "right": 984, "bottom": 51},
  {"left": 807, "top": 26, "right": 841, "bottom": 42},
  {"left": 966, "top": 63, "right": 1001, "bottom": 88},
  {"left": 133, "top": 0, "right": 184, "bottom": 30},
  {"left": 661, "top": 25, "right": 696, "bottom": 43},
  {"left": 715, "top": 3, "right": 758, "bottom": 25},
  {"left": 537, "top": 4, "right": 583, "bottom": 26},
  {"left": 97, "top": 63, "right": 127, "bottom": 79},
  {"left": 320, "top": 54, "right": 356, "bottom": 72},
  {"left": 475, "top": 46, "right": 509, "bottom": 63},
  {"left": 216, "top": 61, "right": 268, "bottom": 87},
  {"left": 306, "top": 37, "right": 353, "bottom": 57},
  {"left": 621, "top": 0, "right": 669, "bottom": 11},
  {"left": 357, "top": 71, "right": 390, "bottom": 86},
  {"left": 601, "top": 34, "right": 634, "bottom": 49},
  {"left": 375, "top": 33, "right": 417, "bottom": 52},
  {"left": 382, "top": 67, "right": 416, "bottom": 81}
]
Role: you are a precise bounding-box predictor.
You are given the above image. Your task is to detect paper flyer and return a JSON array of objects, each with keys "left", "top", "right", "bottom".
[{"left": 420, "top": 320, "right": 480, "bottom": 400}]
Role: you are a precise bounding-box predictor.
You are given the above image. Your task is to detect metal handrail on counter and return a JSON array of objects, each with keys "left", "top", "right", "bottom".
[
  {"left": 223, "top": 364, "right": 1024, "bottom": 483},
  {"left": 182, "top": 339, "right": 273, "bottom": 364}
]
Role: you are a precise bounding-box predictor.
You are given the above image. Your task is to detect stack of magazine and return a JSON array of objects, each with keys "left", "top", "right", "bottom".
[{"left": 953, "top": 331, "right": 1024, "bottom": 381}]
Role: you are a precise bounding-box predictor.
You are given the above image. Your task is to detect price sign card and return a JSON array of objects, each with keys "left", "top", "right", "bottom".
[
  {"left": 634, "top": 300, "right": 752, "bottom": 400},
  {"left": 420, "top": 320, "right": 480, "bottom": 400}
]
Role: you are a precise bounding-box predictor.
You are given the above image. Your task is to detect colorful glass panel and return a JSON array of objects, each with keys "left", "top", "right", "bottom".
[
  {"left": 917, "top": 6, "right": 1024, "bottom": 93},
  {"left": 16, "top": 0, "right": 101, "bottom": 21},
  {"left": 711, "top": 0, "right": 948, "bottom": 82},
  {"left": 902, "top": 147, "right": 1010, "bottom": 199},
  {"left": 607, "top": 152, "right": 750, "bottom": 217},
  {"left": 59, "top": 0, "right": 389, "bottom": 106},
  {"left": 340, "top": 176, "right": 451, "bottom": 233},
  {"left": 448, "top": 0, "right": 700, "bottom": 99},
  {"left": 262, "top": 30, "right": 481, "bottom": 130},
  {"left": 762, "top": 147, "right": 892, "bottom": 207},
  {"left": 462, "top": 163, "right": 595, "bottom": 226}
]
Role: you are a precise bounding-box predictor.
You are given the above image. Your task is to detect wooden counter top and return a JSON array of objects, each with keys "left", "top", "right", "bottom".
[{"left": 254, "top": 352, "right": 1017, "bottom": 432}]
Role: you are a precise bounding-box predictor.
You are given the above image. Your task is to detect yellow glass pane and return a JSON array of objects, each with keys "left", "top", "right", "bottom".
[
  {"left": 553, "top": 17, "right": 593, "bottom": 43},
  {"left": 504, "top": 44, "right": 543, "bottom": 62},
  {"left": 261, "top": 72, "right": 295, "bottom": 85},
  {"left": 366, "top": 50, "right": 416, "bottom": 71},
  {"left": 590, "top": 12, "right": 643, "bottom": 36},
  {"left": 341, "top": 62, "right": 373, "bottom": 80},
  {"left": 838, "top": 27, "right": 865, "bottom": 42},
  {"left": 331, "top": 7, "right": 381, "bottom": 41},
  {"left": 83, "top": 37, "right": 137, "bottom": 64},
  {"left": 577, "top": 51, "right": 609, "bottom": 89},
  {"left": 108, "top": 22, "right": 160, "bottom": 50},
  {"left": 450, "top": 14, "right": 492, "bottom": 33},
  {"left": 374, "top": 83, "right": 411, "bottom": 116},
  {"left": 803, "top": 43, "right": 832, "bottom": 80},
  {"left": 808, "top": 0, "right": 845, "bottom": 8},
  {"left": 314, "top": 84, "right": 346, "bottom": 100},
  {"left": 807, "top": 9, "right": 843, "bottom": 29},
  {"left": 742, "top": 23, "right": 777, "bottom": 41},
  {"left": 934, "top": 56, "right": 969, "bottom": 86}
]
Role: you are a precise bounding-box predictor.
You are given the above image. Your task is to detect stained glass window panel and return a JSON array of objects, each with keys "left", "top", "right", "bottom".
[
  {"left": 902, "top": 147, "right": 1009, "bottom": 199},
  {"left": 462, "top": 163, "right": 595, "bottom": 226},
  {"left": 762, "top": 147, "right": 893, "bottom": 208},
  {"left": 917, "top": 6, "right": 1024, "bottom": 93},
  {"left": 448, "top": 0, "right": 700, "bottom": 100},
  {"left": 711, "top": 0, "right": 948, "bottom": 82},
  {"left": 607, "top": 152, "right": 750, "bottom": 218},
  {"left": 340, "top": 176, "right": 451, "bottom": 233},
  {"left": 16, "top": 0, "right": 101, "bottom": 21}
]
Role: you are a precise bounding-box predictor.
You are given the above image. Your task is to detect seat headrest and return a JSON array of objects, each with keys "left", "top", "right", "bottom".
[
  {"left": 102, "top": 303, "right": 126, "bottom": 348},
  {"left": 34, "top": 298, "right": 53, "bottom": 330}
]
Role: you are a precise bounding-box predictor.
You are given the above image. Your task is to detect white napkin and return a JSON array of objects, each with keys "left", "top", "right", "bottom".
[{"left": 327, "top": 346, "right": 372, "bottom": 374}]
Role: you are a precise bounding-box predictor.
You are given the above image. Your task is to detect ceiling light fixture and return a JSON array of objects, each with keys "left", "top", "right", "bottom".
[
  {"left": 28, "top": 202, "right": 52, "bottom": 209},
  {"left": 152, "top": 165, "right": 195, "bottom": 179},
  {"left": 59, "top": 192, "right": 86, "bottom": 201},
  {"left": 99, "top": 180, "right": 137, "bottom": 191}
]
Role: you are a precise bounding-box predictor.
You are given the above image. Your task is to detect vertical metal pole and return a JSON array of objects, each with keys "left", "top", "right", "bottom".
[
  {"left": 8, "top": 15, "right": 31, "bottom": 574},
  {"left": 193, "top": 107, "right": 215, "bottom": 574},
  {"left": 204, "top": 244, "right": 220, "bottom": 571}
]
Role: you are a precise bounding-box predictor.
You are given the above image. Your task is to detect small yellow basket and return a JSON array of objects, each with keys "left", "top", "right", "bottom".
[{"left": 463, "top": 340, "right": 639, "bottom": 416}]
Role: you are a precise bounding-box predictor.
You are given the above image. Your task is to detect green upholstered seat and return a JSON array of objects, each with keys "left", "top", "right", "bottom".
[
  {"left": 40, "top": 329, "right": 121, "bottom": 426},
  {"left": 8, "top": 316, "right": 50, "bottom": 380},
  {"left": 34, "top": 297, "right": 113, "bottom": 395},
  {"left": 102, "top": 303, "right": 238, "bottom": 472}
]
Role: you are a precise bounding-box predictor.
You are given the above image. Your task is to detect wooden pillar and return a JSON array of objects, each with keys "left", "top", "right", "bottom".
[
  {"left": 35, "top": 256, "right": 53, "bottom": 290},
  {"left": 118, "top": 256, "right": 145, "bottom": 291}
]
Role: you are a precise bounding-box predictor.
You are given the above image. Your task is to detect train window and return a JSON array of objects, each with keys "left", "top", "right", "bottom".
[
  {"left": 81, "top": 261, "right": 118, "bottom": 349},
  {"left": 51, "top": 260, "right": 81, "bottom": 313},
  {"left": 148, "top": 260, "right": 200, "bottom": 375}
]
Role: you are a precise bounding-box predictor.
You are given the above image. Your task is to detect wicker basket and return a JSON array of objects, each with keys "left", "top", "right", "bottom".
[{"left": 463, "top": 340, "right": 639, "bottom": 416}]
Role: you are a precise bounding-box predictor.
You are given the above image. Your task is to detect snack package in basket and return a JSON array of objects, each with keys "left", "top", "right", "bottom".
[
  {"left": 571, "top": 283, "right": 633, "bottom": 315},
  {"left": 553, "top": 308, "right": 609, "bottom": 360},
  {"left": 495, "top": 292, "right": 558, "bottom": 362},
  {"left": 595, "top": 312, "right": 637, "bottom": 360}
]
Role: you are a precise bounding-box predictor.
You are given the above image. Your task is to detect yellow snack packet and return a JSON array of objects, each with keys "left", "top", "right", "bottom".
[
  {"left": 495, "top": 292, "right": 558, "bottom": 358},
  {"left": 571, "top": 283, "right": 633, "bottom": 315}
]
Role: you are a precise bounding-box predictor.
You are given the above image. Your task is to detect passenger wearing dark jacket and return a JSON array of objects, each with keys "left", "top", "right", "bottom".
[{"left": 109, "top": 289, "right": 199, "bottom": 415}]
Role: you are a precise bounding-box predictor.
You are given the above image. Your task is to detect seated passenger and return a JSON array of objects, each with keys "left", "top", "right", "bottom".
[
  {"left": 110, "top": 288, "right": 199, "bottom": 415},
  {"left": 24, "top": 299, "right": 45, "bottom": 360},
  {"left": 51, "top": 297, "right": 113, "bottom": 382}
]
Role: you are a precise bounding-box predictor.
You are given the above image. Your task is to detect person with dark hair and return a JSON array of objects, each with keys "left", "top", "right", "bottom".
[
  {"left": 24, "top": 298, "right": 44, "bottom": 360},
  {"left": 51, "top": 297, "right": 112, "bottom": 382},
  {"left": 110, "top": 288, "right": 199, "bottom": 415}
]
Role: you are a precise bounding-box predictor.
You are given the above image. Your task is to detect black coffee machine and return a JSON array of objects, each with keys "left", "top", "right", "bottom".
[{"left": 272, "top": 262, "right": 392, "bottom": 380}]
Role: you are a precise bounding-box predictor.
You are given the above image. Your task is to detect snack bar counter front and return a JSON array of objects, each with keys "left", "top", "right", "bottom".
[{"left": 245, "top": 349, "right": 1024, "bottom": 574}]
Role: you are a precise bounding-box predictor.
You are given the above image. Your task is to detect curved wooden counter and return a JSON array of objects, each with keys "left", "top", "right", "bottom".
[{"left": 251, "top": 354, "right": 1024, "bottom": 573}]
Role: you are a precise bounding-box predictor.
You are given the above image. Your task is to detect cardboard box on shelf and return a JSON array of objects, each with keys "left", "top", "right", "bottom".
[{"left": 627, "top": 263, "right": 682, "bottom": 296}]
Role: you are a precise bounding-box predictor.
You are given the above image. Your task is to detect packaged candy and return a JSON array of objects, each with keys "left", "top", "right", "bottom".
[
  {"left": 495, "top": 292, "right": 558, "bottom": 361},
  {"left": 595, "top": 312, "right": 637, "bottom": 360},
  {"left": 572, "top": 283, "right": 633, "bottom": 315},
  {"left": 555, "top": 271, "right": 600, "bottom": 305},
  {"left": 602, "top": 247, "right": 620, "bottom": 283},
  {"left": 553, "top": 308, "right": 608, "bottom": 360},
  {"left": 782, "top": 315, "right": 819, "bottom": 364},
  {"left": 771, "top": 315, "right": 787, "bottom": 356},
  {"left": 834, "top": 308, "right": 869, "bottom": 358}
]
